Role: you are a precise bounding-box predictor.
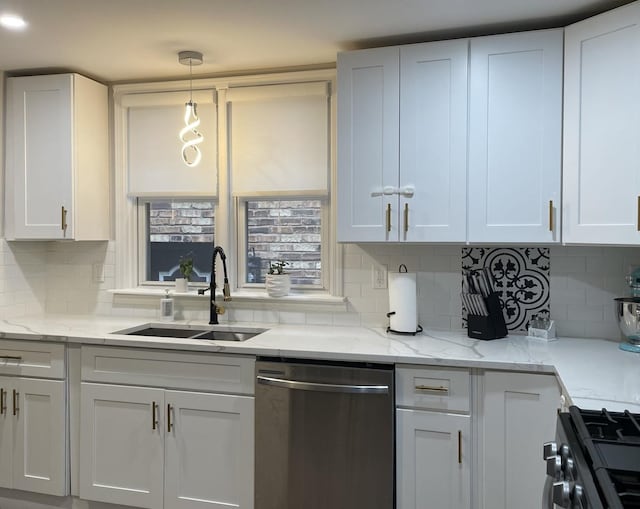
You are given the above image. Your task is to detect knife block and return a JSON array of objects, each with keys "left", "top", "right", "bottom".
[{"left": 466, "top": 292, "right": 508, "bottom": 340}]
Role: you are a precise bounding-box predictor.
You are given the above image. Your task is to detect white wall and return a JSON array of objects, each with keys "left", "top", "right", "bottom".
[{"left": 0, "top": 239, "right": 628, "bottom": 341}]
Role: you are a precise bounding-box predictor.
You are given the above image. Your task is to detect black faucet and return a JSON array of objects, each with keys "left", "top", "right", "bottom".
[{"left": 197, "top": 245, "right": 231, "bottom": 324}]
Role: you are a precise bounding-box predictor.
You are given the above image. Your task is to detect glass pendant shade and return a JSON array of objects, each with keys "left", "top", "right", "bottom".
[
  {"left": 178, "top": 50, "right": 204, "bottom": 167},
  {"left": 180, "top": 100, "right": 203, "bottom": 167}
]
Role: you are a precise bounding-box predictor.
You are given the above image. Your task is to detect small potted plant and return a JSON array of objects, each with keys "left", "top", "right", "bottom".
[
  {"left": 175, "top": 254, "right": 193, "bottom": 292},
  {"left": 265, "top": 260, "right": 290, "bottom": 297}
]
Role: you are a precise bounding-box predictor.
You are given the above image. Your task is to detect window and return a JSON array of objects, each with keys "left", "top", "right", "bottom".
[
  {"left": 141, "top": 199, "right": 214, "bottom": 284},
  {"left": 244, "top": 199, "right": 323, "bottom": 286},
  {"left": 116, "top": 71, "right": 336, "bottom": 296}
]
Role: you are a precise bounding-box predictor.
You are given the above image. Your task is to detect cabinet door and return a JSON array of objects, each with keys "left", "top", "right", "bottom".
[
  {"left": 0, "top": 377, "right": 14, "bottom": 490},
  {"left": 482, "top": 372, "right": 560, "bottom": 509},
  {"left": 337, "top": 47, "right": 400, "bottom": 242},
  {"left": 397, "top": 409, "right": 471, "bottom": 509},
  {"left": 164, "top": 390, "right": 254, "bottom": 509},
  {"left": 400, "top": 40, "right": 468, "bottom": 242},
  {"left": 79, "top": 383, "right": 164, "bottom": 509},
  {"left": 468, "top": 29, "right": 563, "bottom": 243},
  {"left": 13, "top": 378, "right": 67, "bottom": 496},
  {"left": 563, "top": 2, "right": 640, "bottom": 244},
  {"left": 6, "top": 74, "right": 73, "bottom": 239}
]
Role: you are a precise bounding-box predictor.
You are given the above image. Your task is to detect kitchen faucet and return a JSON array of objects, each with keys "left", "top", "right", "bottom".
[{"left": 197, "top": 245, "right": 231, "bottom": 324}]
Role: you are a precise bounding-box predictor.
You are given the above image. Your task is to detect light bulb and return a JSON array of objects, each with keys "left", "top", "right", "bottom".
[
  {"left": 179, "top": 101, "right": 203, "bottom": 167},
  {"left": 0, "top": 14, "right": 27, "bottom": 30}
]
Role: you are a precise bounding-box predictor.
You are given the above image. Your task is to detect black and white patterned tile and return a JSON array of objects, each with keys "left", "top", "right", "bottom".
[{"left": 462, "top": 247, "right": 550, "bottom": 332}]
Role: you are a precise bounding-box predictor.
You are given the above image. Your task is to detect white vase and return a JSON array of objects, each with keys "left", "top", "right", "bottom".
[
  {"left": 174, "top": 278, "right": 188, "bottom": 293},
  {"left": 265, "top": 274, "right": 291, "bottom": 297}
]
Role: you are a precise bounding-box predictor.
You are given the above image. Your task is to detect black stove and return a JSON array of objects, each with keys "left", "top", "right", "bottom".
[{"left": 545, "top": 406, "right": 640, "bottom": 508}]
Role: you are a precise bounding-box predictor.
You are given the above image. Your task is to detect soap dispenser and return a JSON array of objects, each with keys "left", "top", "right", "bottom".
[{"left": 160, "top": 289, "right": 174, "bottom": 321}]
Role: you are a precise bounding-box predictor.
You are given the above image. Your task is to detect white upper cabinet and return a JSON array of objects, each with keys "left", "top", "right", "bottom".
[
  {"left": 337, "top": 47, "right": 400, "bottom": 242},
  {"left": 400, "top": 40, "right": 468, "bottom": 242},
  {"left": 563, "top": 2, "right": 640, "bottom": 245},
  {"left": 468, "top": 29, "right": 563, "bottom": 243},
  {"left": 5, "top": 73, "right": 109, "bottom": 240},
  {"left": 337, "top": 40, "right": 468, "bottom": 242}
]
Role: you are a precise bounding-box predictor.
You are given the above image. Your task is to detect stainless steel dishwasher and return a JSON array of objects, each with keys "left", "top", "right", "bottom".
[{"left": 255, "top": 358, "right": 394, "bottom": 509}]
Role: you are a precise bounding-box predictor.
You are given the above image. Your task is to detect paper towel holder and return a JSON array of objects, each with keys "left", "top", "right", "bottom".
[{"left": 386, "top": 264, "right": 423, "bottom": 335}]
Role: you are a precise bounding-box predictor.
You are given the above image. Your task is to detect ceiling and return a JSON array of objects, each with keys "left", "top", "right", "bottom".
[{"left": 0, "top": 0, "right": 632, "bottom": 83}]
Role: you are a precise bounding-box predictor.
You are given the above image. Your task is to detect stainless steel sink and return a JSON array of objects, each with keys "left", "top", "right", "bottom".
[{"left": 112, "top": 323, "right": 267, "bottom": 342}]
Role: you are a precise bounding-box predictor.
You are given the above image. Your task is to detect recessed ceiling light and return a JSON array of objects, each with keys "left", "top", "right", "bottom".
[{"left": 0, "top": 14, "right": 27, "bottom": 30}]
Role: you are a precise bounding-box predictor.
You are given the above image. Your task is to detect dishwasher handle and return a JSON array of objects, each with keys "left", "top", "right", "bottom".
[{"left": 256, "top": 375, "right": 389, "bottom": 394}]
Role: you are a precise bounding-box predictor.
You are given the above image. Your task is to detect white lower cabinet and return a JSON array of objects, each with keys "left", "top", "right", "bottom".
[
  {"left": 396, "top": 365, "right": 472, "bottom": 509},
  {"left": 481, "top": 371, "right": 561, "bottom": 509},
  {"left": 78, "top": 347, "right": 255, "bottom": 509},
  {"left": 397, "top": 409, "right": 471, "bottom": 509},
  {"left": 79, "top": 383, "right": 164, "bottom": 508},
  {"left": 397, "top": 366, "right": 561, "bottom": 509},
  {"left": 164, "top": 390, "right": 254, "bottom": 509},
  {"left": 0, "top": 342, "right": 68, "bottom": 497},
  {"left": 80, "top": 383, "right": 254, "bottom": 509},
  {"left": 0, "top": 377, "right": 66, "bottom": 495}
]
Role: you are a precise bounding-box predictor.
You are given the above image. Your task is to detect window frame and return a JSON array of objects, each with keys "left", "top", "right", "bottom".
[
  {"left": 113, "top": 69, "right": 340, "bottom": 299},
  {"left": 235, "top": 194, "right": 330, "bottom": 292},
  {"left": 136, "top": 198, "right": 216, "bottom": 288}
]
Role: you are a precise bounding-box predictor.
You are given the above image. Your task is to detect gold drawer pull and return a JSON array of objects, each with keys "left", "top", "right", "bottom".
[
  {"left": 549, "top": 200, "right": 554, "bottom": 232},
  {"left": 458, "top": 430, "right": 462, "bottom": 464},
  {"left": 415, "top": 385, "right": 448, "bottom": 393},
  {"left": 637, "top": 196, "right": 640, "bottom": 232},
  {"left": 12, "top": 390, "right": 18, "bottom": 416},
  {"left": 0, "top": 389, "right": 5, "bottom": 415},
  {"left": 0, "top": 356, "right": 22, "bottom": 362},
  {"left": 167, "top": 404, "right": 173, "bottom": 433}
]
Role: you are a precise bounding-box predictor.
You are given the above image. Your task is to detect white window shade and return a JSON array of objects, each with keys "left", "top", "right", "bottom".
[
  {"left": 125, "top": 90, "right": 217, "bottom": 197},
  {"left": 227, "top": 82, "right": 329, "bottom": 196}
]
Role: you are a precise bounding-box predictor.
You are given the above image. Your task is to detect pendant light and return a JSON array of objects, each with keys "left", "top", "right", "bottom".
[{"left": 178, "top": 50, "right": 204, "bottom": 167}]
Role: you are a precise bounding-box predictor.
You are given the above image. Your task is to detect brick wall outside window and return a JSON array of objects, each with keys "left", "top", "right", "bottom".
[
  {"left": 246, "top": 199, "right": 322, "bottom": 286},
  {"left": 147, "top": 200, "right": 322, "bottom": 286}
]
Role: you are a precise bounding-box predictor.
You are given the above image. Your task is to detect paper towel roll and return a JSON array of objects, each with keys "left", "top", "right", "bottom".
[{"left": 388, "top": 271, "right": 418, "bottom": 333}]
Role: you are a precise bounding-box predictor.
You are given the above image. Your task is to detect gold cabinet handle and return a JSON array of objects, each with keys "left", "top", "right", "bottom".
[
  {"left": 151, "top": 401, "right": 158, "bottom": 430},
  {"left": 549, "top": 200, "right": 554, "bottom": 232},
  {"left": 458, "top": 430, "right": 462, "bottom": 464},
  {"left": 0, "top": 389, "right": 5, "bottom": 415},
  {"left": 637, "top": 196, "right": 640, "bottom": 232},
  {"left": 61, "top": 206, "right": 68, "bottom": 232},
  {"left": 404, "top": 203, "right": 409, "bottom": 233},
  {"left": 415, "top": 385, "right": 449, "bottom": 393},
  {"left": 386, "top": 203, "right": 391, "bottom": 233},
  {"left": 167, "top": 404, "right": 173, "bottom": 433},
  {"left": 12, "top": 390, "right": 18, "bottom": 416}
]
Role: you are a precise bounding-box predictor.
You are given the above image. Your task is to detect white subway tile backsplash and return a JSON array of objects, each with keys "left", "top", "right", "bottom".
[
  {"left": 278, "top": 311, "right": 307, "bottom": 325},
  {"left": 553, "top": 255, "right": 587, "bottom": 273},
  {"left": 332, "top": 312, "right": 362, "bottom": 327},
  {"left": 0, "top": 236, "right": 634, "bottom": 342}
]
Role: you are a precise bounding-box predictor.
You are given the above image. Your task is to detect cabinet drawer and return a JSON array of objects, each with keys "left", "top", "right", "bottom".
[
  {"left": 81, "top": 346, "right": 255, "bottom": 395},
  {"left": 396, "top": 365, "right": 470, "bottom": 413},
  {"left": 0, "top": 340, "right": 65, "bottom": 379}
]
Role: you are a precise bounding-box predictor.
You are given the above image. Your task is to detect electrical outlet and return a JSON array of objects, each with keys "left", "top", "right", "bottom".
[{"left": 372, "top": 264, "right": 388, "bottom": 289}]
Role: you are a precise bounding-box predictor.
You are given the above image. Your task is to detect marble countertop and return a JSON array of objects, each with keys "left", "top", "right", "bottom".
[{"left": 1, "top": 314, "right": 638, "bottom": 412}]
